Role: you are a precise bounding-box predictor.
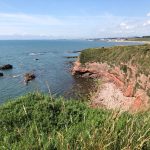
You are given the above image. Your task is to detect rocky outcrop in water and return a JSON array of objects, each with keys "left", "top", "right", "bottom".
[
  {"left": 24, "top": 73, "right": 36, "bottom": 84},
  {"left": 0, "top": 72, "right": 3, "bottom": 76},
  {"left": 0, "top": 64, "right": 13, "bottom": 70}
]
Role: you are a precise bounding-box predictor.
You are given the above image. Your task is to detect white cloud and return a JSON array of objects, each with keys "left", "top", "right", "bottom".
[
  {"left": 0, "top": 13, "right": 64, "bottom": 37},
  {"left": 119, "top": 22, "right": 134, "bottom": 30},
  {"left": 0, "top": 12, "right": 150, "bottom": 38},
  {"left": 0, "top": 13, "right": 62, "bottom": 26},
  {"left": 120, "top": 22, "right": 126, "bottom": 26},
  {"left": 147, "top": 12, "right": 150, "bottom": 17},
  {"left": 143, "top": 20, "right": 150, "bottom": 26},
  {"left": 120, "top": 22, "right": 129, "bottom": 29}
]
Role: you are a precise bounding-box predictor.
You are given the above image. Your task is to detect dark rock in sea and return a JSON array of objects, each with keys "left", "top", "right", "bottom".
[
  {"left": 72, "top": 50, "right": 82, "bottom": 53},
  {"left": 0, "top": 72, "right": 3, "bottom": 76},
  {"left": 66, "top": 50, "right": 81, "bottom": 54},
  {"left": 0, "top": 64, "right": 13, "bottom": 70},
  {"left": 24, "top": 73, "right": 36, "bottom": 84},
  {"left": 65, "top": 56, "right": 78, "bottom": 59},
  {"left": 35, "top": 58, "right": 39, "bottom": 60}
]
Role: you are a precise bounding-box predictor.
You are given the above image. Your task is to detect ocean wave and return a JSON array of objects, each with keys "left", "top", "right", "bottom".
[
  {"left": 29, "top": 52, "right": 46, "bottom": 56},
  {"left": 12, "top": 74, "right": 21, "bottom": 78}
]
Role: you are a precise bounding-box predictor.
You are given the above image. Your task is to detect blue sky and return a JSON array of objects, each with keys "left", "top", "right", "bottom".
[{"left": 0, "top": 0, "right": 150, "bottom": 39}]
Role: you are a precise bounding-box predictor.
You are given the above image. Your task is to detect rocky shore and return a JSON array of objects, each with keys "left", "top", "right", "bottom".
[{"left": 72, "top": 59, "right": 149, "bottom": 112}]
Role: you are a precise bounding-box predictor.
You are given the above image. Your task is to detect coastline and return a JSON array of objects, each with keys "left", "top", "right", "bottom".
[
  {"left": 104, "top": 40, "right": 150, "bottom": 44},
  {"left": 115, "top": 40, "right": 150, "bottom": 44},
  {"left": 1, "top": 44, "right": 150, "bottom": 149},
  {"left": 91, "top": 39, "right": 150, "bottom": 44},
  {"left": 72, "top": 44, "right": 150, "bottom": 112},
  {"left": 72, "top": 61, "right": 149, "bottom": 112}
]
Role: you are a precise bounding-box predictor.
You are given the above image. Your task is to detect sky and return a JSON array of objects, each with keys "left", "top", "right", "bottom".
[{"left": 0, "top": 0, "right": 150, "bottom": 39}]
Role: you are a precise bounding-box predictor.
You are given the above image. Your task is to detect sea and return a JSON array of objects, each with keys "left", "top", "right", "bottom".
[{"left": 0, "top": 40, "right": 140, "bottom": 103}]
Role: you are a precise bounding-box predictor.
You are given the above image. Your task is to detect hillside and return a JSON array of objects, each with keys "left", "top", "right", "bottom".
[{"left": 0, "top": 93, "right": 150, "bottom": 149}]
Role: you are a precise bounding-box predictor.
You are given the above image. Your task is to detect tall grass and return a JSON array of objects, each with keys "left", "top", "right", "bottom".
[
  {"left": 80, "top": 44, "right": 150, "bottom": 75},
  {"left": 0, "top": 93, "right": 150, "bottom": 149}
]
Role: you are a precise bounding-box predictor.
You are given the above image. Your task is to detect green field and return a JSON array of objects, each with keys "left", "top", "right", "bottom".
[
  {"left": 0, "top": 93, "right": 150, "bottom": 150},
  {"left": 126, "top": 37, "right": 150, "bottom": 42}
]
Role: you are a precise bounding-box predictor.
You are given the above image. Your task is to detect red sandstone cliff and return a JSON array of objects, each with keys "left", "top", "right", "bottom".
[{"left": 72, "top": 60, "right": 149, "bottom": 112}]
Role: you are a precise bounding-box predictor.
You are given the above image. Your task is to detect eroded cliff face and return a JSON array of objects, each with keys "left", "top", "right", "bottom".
[{"left": 72, "top": 60, "right": 150, "bottom": 112}]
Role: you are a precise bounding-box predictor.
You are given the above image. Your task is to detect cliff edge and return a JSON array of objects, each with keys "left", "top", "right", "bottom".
[{"left": 72, "top": 45, "right": 150, "bottom": 112}]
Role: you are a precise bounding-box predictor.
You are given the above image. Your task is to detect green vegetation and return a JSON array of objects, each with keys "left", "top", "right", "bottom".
[
  {"left": 80, "top": 44, "right": 150, "bottom": 75},
  {"left": 0, "top": 93, "right": 150, "bottom": 149},
  {"left": 126, "top": 36, "right": 150, "bottom": 42},
  {"left": 120, "top": 64, "right": 128, "bottom": 73}
]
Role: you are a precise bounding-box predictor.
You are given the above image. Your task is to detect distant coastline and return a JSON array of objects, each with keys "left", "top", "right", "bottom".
[
  {"left": 109, "top": 40, "right": 150, "bottom": 44},
  {"left": 86, "top": 36, "right": 150, "bottom": 44}
]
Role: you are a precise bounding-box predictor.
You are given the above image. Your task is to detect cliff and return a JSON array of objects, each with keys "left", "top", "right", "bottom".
[{"left": 72, "top": 45, "right": 150, "bottom": 112}]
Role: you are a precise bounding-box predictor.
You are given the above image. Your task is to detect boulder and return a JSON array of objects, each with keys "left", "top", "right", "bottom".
[
  {"left": 34, "top": 58, "right": 39, "bottom": 61},
  {"left": 24, "top": 73, "right": 36, "bottom": 83},
  {"left": 0, "top": 64, "right": 13, "bottom": 70},
  {"left": 0, "top": 72, "right": 3, "bottom": 76}
]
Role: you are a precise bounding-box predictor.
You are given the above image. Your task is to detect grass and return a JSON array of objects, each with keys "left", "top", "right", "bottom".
[
  {"left": 126, "top": 37, "right": 150, "bottom": 42},
  {"left": 0, "top": 93, "right": 150, "bottom": 150},
  {"left": 80, "top": 44, "right": 150, "bottom": 75}
]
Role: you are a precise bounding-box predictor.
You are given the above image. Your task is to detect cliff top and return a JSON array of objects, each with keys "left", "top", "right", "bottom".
[{"left": 80, "top": 44, "right": 150, "bottom": 75}]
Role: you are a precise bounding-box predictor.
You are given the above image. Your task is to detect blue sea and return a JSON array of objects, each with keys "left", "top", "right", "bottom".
[{"left": 0, "top": 40, "right": 139, "bottom": 103}]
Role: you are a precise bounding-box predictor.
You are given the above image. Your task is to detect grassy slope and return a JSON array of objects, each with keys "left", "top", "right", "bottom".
[
  {"left": 80, "top": 44, "right": 150, "bottom": 75},
  {"left": 0, "top": 93, "right": 150, "bottom": 150}
]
